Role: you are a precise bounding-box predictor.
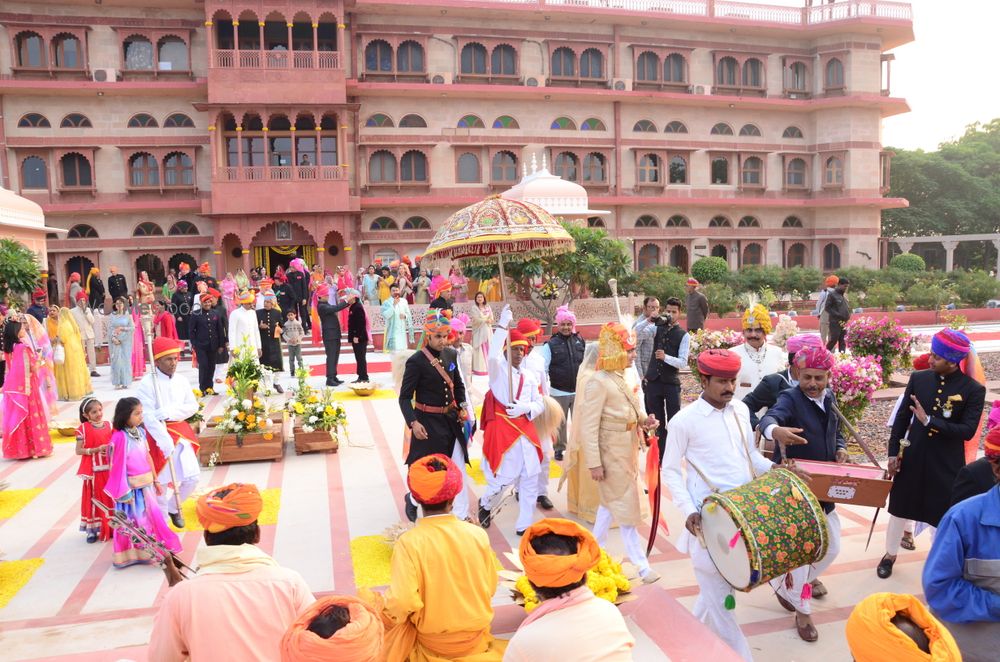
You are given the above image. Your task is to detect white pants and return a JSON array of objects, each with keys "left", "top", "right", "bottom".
[
  {"left": 690, "top": 543, "right": 753, "bottom": 661},
  {"left": 771, "top": 511, "right": 841, "bottom": 615},
  {"left": 886, "top": 515, "right": 933, "bottom": 556},
  {"left": 480, "top": 436, "right": 541, "bottom": 532},
  {"left": 536, "top": 434, "right": 553, "bottom": 497},
  {"left": 156, "top": 439, "right": 200, "bottom": 515},
  {"left": 593, "top": 505, "right": 649, "bottom": 574},
  {"left": 83, "top": 338, "right": 96, "bottom": 372}
]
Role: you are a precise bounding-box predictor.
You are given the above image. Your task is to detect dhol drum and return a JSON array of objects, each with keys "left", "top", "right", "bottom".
[{"left": 701, "top": 468, "right": 829, "bottom": 591}]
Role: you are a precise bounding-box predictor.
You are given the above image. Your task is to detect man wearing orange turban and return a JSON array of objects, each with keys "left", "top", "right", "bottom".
[
  {"left": 281, "top": 596, "right": 384, "bottom": 662},
  {"left": 812, "top": 275, "right": 839, "bottom": 345},
  {"left": 149, "top": 483, "right": 315, "bottom": 662},
  {"left": 506, "top": 518, "right": 634, "bottom": 661},
  {"left": 846, "top": 593, "right": 961, "bottom": 661}
]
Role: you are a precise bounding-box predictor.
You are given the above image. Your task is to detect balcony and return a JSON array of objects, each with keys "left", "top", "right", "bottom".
[
  {"left": 207, "top": 49, "right": 345, "bottom": 105},
  {"left": 214, "top": 50, "right": 341, "bottom": 70},
  {"left": 209, "top": 165, "right": 355, "bottom": 215},
  {"left": 218, "top": 165, "right": 347, "bottom": 182}
]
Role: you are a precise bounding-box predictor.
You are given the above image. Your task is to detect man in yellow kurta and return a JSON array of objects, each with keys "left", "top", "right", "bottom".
[{"left": 378, "top": 454, "right": 506, "bottom": 662}]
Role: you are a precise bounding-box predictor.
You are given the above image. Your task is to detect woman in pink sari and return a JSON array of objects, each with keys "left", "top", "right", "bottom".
[
  {"left": 309, "top": 266, "right": 326, "bottom": 344},
  {"left": 130, "top": 298, "right": 146, "bottom": 379},
  {"left": 449, "top": 267, "right": 469, "bottom": 303},
  {"left": 104, "top": 397, "right": 181, "bottom": 568},
  {"left": 2, "top": 315, "right": 54, "bottom": 460},
  {"left": 220, "top": 272, "right": 238, "bottom": 313}
]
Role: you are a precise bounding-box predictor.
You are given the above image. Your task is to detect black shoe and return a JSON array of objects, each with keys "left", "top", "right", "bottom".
[
  {"left": 90, "top": 371, "right": 99, "bottom": 377},
  {"left": 274, "top": 384, "right": 284, "bottom": 394},
  {"left": 514, "top": 490, "right": 519, "bottom": 502},
  {"left": 478, "top": 505, "right": 491, "bottom": 528},
  {"left": 404, "top": 493, "right": 417, "bottom": 523},
  {"left": 86, "top": 532, "right": 98, "bottom": 544},
  {"left": 355, "top": 377, "right": 370, "bottom": 383},
  {"left": 516, "top": 529, "right": 526, "bottom": 536},
  {"left": 537, "top": 495, "right": 554, "bottom": 510},
  {"left": 170, "top": 512, "right": 185, "bottom": 529},
  {"left": 554, "top": 450, "right": 564, "bottom": 461},
  {"left": 326, "top": 378, "right": 343, "bottom": 387},
  {"left": 876, "top": 554, "right": 895, "bottom": 579}
]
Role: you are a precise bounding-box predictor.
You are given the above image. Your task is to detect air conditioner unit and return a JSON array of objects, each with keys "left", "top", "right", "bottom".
[
  {"left": 525, "top": 76, "right": 544, "bottom": 88},
  {"left": 430, "top": 72, "right": 452, "bottom": 85},
  {"left": 610, "top": 78, "right": 632, "bottom": 92},
  {"left": 91, "top": 68, "right": 118, "bottom": 83},
  {"left": 694, "top": 84, "right": 712, "bottom": 95}
]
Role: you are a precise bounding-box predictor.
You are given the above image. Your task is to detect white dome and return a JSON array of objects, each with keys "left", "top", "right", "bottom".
[
  {"left": 502, "top": 155, "right": 609, "bottom": 218},
  {"left": 0, "top": 185, "right": 45, "bottom": 230}
]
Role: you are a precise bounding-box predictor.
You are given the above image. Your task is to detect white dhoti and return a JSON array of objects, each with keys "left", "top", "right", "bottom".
[
  {"left": 771, "top": 511, "right": 841, "bottom": 615},
  {"left": 156, "top": 438, "right": 200, "bottom": 515},
  {"left": 480, "top": 436, "right": 542, "bottom": 532},
  {"left": 535, "top": 434, "right": 553, "bottom": 497},
  {"left": 690, "top": 542, "right": 754, "bottom": 661}
]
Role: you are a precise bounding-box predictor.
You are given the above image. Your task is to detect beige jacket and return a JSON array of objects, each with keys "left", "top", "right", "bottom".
[{"left": 70, "top": 305, "right": 95, "bottom": 341}]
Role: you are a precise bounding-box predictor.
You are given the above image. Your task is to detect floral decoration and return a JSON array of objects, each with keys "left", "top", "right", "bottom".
[
  {"left": 844, "top": 316, "right": 915, "bottom": 386},
  {"left": 687, "top": 328, "right": 745, "bottom": 371},
  {"left": 510, "top": 549, "right": 632, "bottom": 613},
  {"left": 770, "top": 314, "right": 801, "bottom": 350},
  {"left": 831, "top": 353, "right": 883, "bottom": 426}
]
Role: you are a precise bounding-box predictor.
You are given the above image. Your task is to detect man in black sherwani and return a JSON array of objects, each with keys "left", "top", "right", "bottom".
[{"left": 316, "top": 284, "right": 349, "bottom": 387}]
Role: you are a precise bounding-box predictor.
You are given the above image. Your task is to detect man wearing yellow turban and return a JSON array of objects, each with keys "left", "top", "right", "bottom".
[
  {"left": 846, "top": 592, "right": 961, "bottom": 661},
  {"left": 149, "top": 483, "right": 315, "bottom": 662},
  {"left": 505, "top": 518, "right": 634, "bottom": 661},
  {"left": 731, "top": 303, "right": 786, "bottom": 401}
]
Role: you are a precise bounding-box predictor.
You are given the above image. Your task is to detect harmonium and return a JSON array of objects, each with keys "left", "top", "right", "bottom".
[{"left": 793, "top": 460, "right": 892, "bottom": 509}]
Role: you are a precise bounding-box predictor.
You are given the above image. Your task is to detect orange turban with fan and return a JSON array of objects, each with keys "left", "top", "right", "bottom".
[
  {"left": 280, "top": 595, "right": 383, "bottom": 662},
  {"left": 196, "top": 483, "right": 263, "bottom": 533}
]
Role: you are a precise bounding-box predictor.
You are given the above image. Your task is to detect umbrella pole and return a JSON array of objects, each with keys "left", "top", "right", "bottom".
[{"left": 497, "top": 255, "right": 513, "bottom": 397}]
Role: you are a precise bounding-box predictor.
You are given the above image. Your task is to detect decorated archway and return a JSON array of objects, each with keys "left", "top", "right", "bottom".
[
  {"left": 251, "top": 220, "right": 317, "bottom": 276},
  {"left": 323, "top": 230, "right": 345, "bottom": 270},
  {"left": 169, "top": 252, "right": 198, "bottom": 275},
  {"left": 135, "top": 253, "right": 166, "bottom": 285}
]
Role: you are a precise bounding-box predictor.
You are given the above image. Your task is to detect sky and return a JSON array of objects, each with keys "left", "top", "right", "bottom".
[{"left": 768, "top": 0, "right": 1000, "bottom": 151}]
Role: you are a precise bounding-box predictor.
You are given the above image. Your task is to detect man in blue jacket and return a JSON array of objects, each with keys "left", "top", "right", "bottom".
[{"left": 759, "top": 345, "right": 847, "bottom": 643}]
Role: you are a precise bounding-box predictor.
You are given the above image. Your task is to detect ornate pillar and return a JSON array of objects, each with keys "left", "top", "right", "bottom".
[
  {"left": 942, "top": 240, "right": 958, "bottom": 272},
  {"left": 895, "top": 239, "right": 914, "bottom": 254},
  {"left": 242, "top": 248, "right": 251, "bottom": 273},
  {"left": 232, "top": 20, "right": 239, "bottom": 62}
]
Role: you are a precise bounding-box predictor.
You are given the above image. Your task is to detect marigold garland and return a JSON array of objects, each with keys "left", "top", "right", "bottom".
[{"left": 512, "top": 549, "right": 631, "bottom": 612}]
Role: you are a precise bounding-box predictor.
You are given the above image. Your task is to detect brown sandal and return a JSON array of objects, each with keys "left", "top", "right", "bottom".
[
  {"left": 795, "top": 613, "right": 819, "bottom": 642},
  {"left": 901, "top": 532, "right": 916, "bottom": 551}
]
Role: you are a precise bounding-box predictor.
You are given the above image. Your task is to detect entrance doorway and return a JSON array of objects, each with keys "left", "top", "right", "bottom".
[{"left": 135, "top": 254, "right": 166, "bottom": 285}]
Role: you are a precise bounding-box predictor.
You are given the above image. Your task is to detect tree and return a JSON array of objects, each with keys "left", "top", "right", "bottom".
[
  {"left": 623, "top": 266, "right": 687, "bottom": 306},
  {"left": 865, "top": 282, "right": 901, "bottom": 311},
  {"left": 889, "top": 252, "right": 926, "bottom": 272},
  {"left": 703, "top": 282, "right": 738, "bottom": 317},
  {"left": 0, "top": 239, "right": 41, "bottom": 306},
  {"left": 690, "top": 256, "right": 729, "bottom": 284}
]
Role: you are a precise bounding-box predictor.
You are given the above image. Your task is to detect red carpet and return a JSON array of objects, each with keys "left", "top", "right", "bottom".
[{"left": 309, "top": 361, "right": 392, "bottom": 377}]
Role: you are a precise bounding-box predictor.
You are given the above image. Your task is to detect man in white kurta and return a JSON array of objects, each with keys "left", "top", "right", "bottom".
[
  {"left": 135, "top": 338, "right": 201, "bottom": 527},
  {"left": 228, "top": 291, "right": 261, "bottom": 357},
  {"left": 381, "top": 285, "right": 413, "bottom": 352},
  {"left": 517, "top": 317, "right": 555, "bottom": 510},
  {"left": 731, "top": 304, "right": 786, "bottom": 401},
  {"left": 661, "top": 349, "right": 776, "bottom": 661}
]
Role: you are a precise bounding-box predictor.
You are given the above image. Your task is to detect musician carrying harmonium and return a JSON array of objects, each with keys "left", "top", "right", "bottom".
[{"left": 759, "top": 345, "right": 847, "bottom": 643}]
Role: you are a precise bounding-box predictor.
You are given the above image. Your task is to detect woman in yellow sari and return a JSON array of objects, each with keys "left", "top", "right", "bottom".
[{"left": 50, "top": 307, "right": 93, "bottom": 401}]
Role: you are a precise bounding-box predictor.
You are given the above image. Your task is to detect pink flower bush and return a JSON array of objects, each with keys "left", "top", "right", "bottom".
[
  {"left": 688, "top": 328, "right": 744, "bottom": 372},
  {"left": 844, "top": 316, "right": 915, "bottom": 386},
  {"left": 831, "top": 354, "right": 883, "bottom": 425}
]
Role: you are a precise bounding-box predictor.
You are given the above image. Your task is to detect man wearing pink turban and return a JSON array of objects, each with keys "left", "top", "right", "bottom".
[
  {"left": 537, "top": 305, "right": 585, "bottom": 462},
  {"left": 742, "top": 333, "right": 824, "bottom": 430}
]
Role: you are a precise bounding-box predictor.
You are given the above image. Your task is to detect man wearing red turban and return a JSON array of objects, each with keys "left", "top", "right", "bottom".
[
  {"left": 188, "top": 283, "right": 227, "bottom": 393},
  {"left": 150, "top": 483, "right": 315, "bottom": 662}
]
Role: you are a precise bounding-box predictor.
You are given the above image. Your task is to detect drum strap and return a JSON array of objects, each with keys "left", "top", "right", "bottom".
[{"left": 685, "top": 410, "right": 757, "bottom": 494}]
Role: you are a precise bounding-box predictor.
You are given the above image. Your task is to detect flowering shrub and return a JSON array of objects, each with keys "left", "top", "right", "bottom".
[
  {"left": 688, "top": 328, "right": 744, "bottom": 371},
  {"left": 844, "top": 316, "right": 915, "bottom": 386},
  {"left": 831, "top": 354, "right": 883, "bottom": 425},
  {"left": 770, "top": 314, "right": 800, "bottom": 350},
  {"left": 226, "top": 342, "right": 274, "bottom": 397}
]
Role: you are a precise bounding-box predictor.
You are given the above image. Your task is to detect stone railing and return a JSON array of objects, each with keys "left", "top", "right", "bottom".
[
  {"left": 214, "top": 50, "right": 341, "bottom": 70},
  {"left": 217, "top": 165, "right": 347, "bottom": 182}
]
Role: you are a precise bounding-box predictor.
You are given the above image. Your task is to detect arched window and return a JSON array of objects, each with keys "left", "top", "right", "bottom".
[
  {"left": 711, "top": 244, "right": 729, "bottom": 261},
  {"left": 61, "top": 113, "right": 92, "bottom": 128},
  {"left": 16, "top": 32, "right": 46, "bottom": 67},
  {"left": 711, "top": 122, "right": 733, "bottom": 136},
  {"left": 68, "top": 224, "right": 98, "bottom": 238},
  {"left": 638, "top": 154, "right": 660, "bottom": 183},
  {"left": 743, "top": 243, "right": 763, "bottom": 266},
  {"left": 123, "top": 35, "right": 154, "bottom": 70},
  {"left": 397, "top": 41, "right": 424, "bottom": 73},
  {"left": 709, "top": 216, "right": 732, "bottom": 228},
  {"left": 633, "top": 120, "right": 657, "bottom": 133},
  {"left": 457, "top": 153, "right": 481, "bottom": 183},
  {"left": 551, "top": 117, "right": 577, "bottom": 130},
  {"left": 664, "top": 53, "right": 686, "bottom": 82},
  {"left": 164, "top": 152, "right": 194, "bottom": 186},
  {"left": 169, "top": 221, "right": 199, "bottom": 235},
  {"left": 635, "top": 215, "right": 658, "bottom": 228},
  {"left": 825, "top": 156, "right": 844, "bottom": 186},
  {"left": 587, "top": 217, "right": 605, "bottom": 228},
  {"left": 370, "top": 217, "right": 398, "bottom": 231},
  {"left": 582, "top": 153, "right": 606, "bottom": 183},
  {"left": 783, "top": 126, "right": 804, "bottom": 139},
  {"left": 164, "top": 113, "right": 195, "bottom": 128},
  {"left": 739, "top": 124, "right": 761, "bottom": 137},
  {"left": 669, "top": 156, "right": 688, "bottom": 184},
  {"left": 492, "top": 151, "right": 518, "bottom": 182},
  {"left": 742, "top": 58, "right": 763, "bottom": 87},
  {"left": 365, "top": 113, "right": 394, "bottom": 128},
  {"left": 398, "top": 114, "right": 426, "bottom": 128},
  {"left": 368, "top": 150, "right": 397, "bottom": 183},
  {"left": 61, "top": 153, "right": 92, "bottom": 187},
  {"left": 553, "top": 152, "right": 578, "bottom": 180},
  {"left": 787, "top": 242, "right": 806, "bottom": 267},
  {"left": 716, "top": 56, "right": 737, "bottom": 86},
  {"left": 787, "top": 62, "right": 808, "bottom": 91},
  {"left": 403, "top": 216, "right": 431, "bottom": 230},
  {"left": 711, "top": 157, "right": 729, "bottom": 184},
  {"left": 18, "top": 113, "right": 50, "bottom": 128},
  {"left": 460, "top": 43, "right": 487, "bottom": 75},
  {"left": 365, "top": 40, "right": 393, "bottom": 72},
  {"left": 551, "top": 47, "right": 575, "bottom": 77},
  {"left": 578, "top": 118, "right": 603, "bottom": 131},
  {"left": 129, "top": 153, "right": 159, "bottom": 186},
  {"left": 457, "top": 114, "right": 485, "bottom": 129},
  {"left": 580, "top": 49, "right": 603, "bottom": 79},
  {"left": 783, "top": 216, "right": 804, "bottom": 228},
  {"left": 21, "top": 156, "right": 47, "bottom": 189},
  {"left": 825, "top": 58, "right": 845, "bottom": 89},
  {"left": 664, "top": 120, "right": 687, "bottom": 134},
  {"left": 53, "top": 34, "right": 81, "bottom": 68},
  {"left": 670, "top": 245, "right": 689, "bottom": 271},
  {"left": 786, "top": 158, "right": 807, "bottom": 187},
  {"left": 400, "top": 151, "right": 428, "bottom": 182},
  {"left": 158, "top": 36, "right": 189, "bottom": 71},
  {"left": 823, "top": 243, "right": 841, "bottom": 270},
  {"left": 128, "top": 113, "right": 158, "bottom": 128},
  {"left": 636, "top": 52, "right": 658, "bottom": 81},
  {"left": 665, "top": 215, "right": 690, "bottom": 228},
  {"left": 741, "top": 157, "right": 763, "bottom": 186},
  {"left": 134, "top": 222, "right": 164, "bottom": 236},
  {"left": 492, "top": 115, "right": 519, "bottom": 129},
  {"left": 491, "top": 45, "right": 516, "bottom": 76},
  {"left": 738, "top": 216, "right": 760, "bottom": 228},
  {"left": 637, "top": 244, "right": 660, "bottom": 271}
]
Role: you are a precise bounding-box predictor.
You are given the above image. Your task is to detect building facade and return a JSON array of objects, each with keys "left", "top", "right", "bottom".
[{"left": 0, "top": 0, "right": 912, "bottom": 293}]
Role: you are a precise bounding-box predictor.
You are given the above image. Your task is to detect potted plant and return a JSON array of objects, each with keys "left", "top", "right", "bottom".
[
  {"left": 286, "top": 377, "right": 347, "bottom": 455},
  {"left": 200, "top": 391, "right": 281, "bottom": 466}
]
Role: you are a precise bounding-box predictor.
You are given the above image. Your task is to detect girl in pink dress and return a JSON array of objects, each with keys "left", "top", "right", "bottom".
[
  {"left": 104, "top": 397, "right": 181, "bottom": 568},
  {"left": 1, "top": 315, "right": 54, "bottom": 460}
]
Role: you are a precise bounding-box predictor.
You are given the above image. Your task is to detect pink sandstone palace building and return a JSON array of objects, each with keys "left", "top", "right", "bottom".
[{"left": 0, "top": 0, "right": 913, "bottom": 290}]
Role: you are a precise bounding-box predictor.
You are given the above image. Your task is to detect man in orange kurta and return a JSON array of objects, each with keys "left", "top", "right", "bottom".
[{"left": 373, "top": 454, "right": 506, "bottom": 662}]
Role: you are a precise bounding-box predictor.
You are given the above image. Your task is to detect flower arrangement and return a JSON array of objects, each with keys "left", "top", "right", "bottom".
[
  {"left": 831, "top": 354, "right": 883, "bottom": 426},
  {"left": 225, "top": 342, "right": 273, "bottom": 398},
  {"left": 510, "top": 549, "right": 633, "bottom": 613},
  {"left": 844, "top": 316, "right": 915, "bottom": 386},
  {"left": 186, "top": 388, "right": 206, "bottom": 427},
  {"left": 216, "top": 394, "right": 273, "bottom": 446},
  {"left": 688, "top": 328, "right": 744, "bottom": 371},
  {"left": 285, "top": 370, "right": 347, "bottom": 435},
  {"left": 770, "top": 314, "right": 800, "bottom": 350}
]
